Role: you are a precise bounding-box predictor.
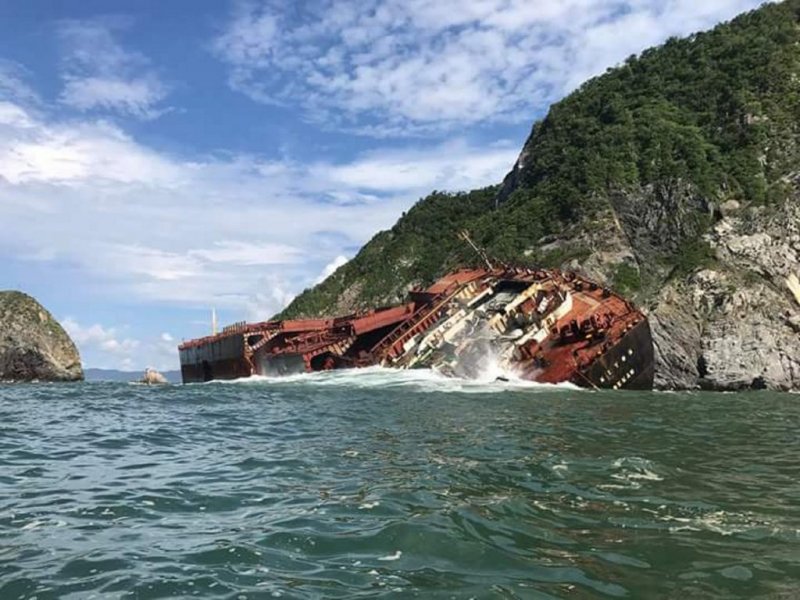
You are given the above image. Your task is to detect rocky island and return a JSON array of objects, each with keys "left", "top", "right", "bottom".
[
  {"left": 280, "top": 0, "right": 800, "bottom": 391},
  {"left": 0, "top": 291, "right": 83, "bottom": 382}
]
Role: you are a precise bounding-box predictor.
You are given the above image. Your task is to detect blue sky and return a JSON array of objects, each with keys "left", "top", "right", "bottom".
[{"left": 0, "top": 0, "right": 762, "bottom": 371}]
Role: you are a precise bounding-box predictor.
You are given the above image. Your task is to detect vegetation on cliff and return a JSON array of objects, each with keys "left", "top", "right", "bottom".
[
  {"left": 280, "top": 1, "right": 800, "bottom": 392},
  {"left": 282, "top": 0, "right": 800, "bottom": 320},
  {"left": 283, "top": 187, "right": 498, "bottom": 317},
  {"left": 0, "top": 291, "right": 83, "bottom": 382}
]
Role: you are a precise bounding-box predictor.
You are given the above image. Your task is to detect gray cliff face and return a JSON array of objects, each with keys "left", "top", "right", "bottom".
[
  {"left": 550, "top": 182, "right": 800, "bottom": 391},
  {"left": 0, "top": 291, "right": 84, "bottom": 382},
  {"left": 670, "top": 197, "right": 799, "bottom": 391}
]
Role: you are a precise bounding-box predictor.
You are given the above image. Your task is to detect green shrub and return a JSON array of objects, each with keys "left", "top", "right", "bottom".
[{"left": 613, "top": 263, "right": 643, "bottom": 293}]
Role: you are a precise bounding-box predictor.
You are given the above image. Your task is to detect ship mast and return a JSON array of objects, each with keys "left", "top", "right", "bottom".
[{"left": 458, "top": 229, "right": 494, "bottom": 270}]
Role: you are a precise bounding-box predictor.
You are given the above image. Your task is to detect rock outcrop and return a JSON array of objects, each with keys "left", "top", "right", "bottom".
[
  {"left": 555, "top": 189, "right": 800, "bottom": 391},
  {"left": 0, "top": 291, "right": 83, "bottom": 382},
  {"left": 654, "top": 199, "right": 800, "bottom": 390},
  {"left": 140, "top": 368, "right": 168, "bottom": 385}
]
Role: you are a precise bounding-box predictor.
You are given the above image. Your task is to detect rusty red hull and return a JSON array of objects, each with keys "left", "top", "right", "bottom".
[{"left": 179, "top": 268, "right": 655, "bottom": 390}]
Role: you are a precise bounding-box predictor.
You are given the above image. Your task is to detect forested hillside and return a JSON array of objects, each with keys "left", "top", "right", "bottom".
[{"left": 282, "top": 0, "right": 800, "bottom": 391}]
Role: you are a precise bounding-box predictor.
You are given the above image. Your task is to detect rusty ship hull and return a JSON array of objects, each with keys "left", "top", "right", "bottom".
[{"left": 179, "top": 267, "right": 654, "bottom": 390}]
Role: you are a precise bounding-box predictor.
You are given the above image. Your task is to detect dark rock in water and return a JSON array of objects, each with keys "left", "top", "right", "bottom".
[{"left": 0, "top": 291, "right": 83, "bottom": 382}]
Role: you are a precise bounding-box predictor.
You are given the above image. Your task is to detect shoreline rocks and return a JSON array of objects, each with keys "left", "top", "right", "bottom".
[
  {"left": 588, "top": 190, "right": 800, "bottom": 391},
  {"left": 140, "top": 368, "right": 168, "bottom": 385}
]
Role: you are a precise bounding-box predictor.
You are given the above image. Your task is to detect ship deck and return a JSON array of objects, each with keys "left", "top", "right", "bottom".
[{"left": 521, "top": 286, "right": 641, "bottom": 385}]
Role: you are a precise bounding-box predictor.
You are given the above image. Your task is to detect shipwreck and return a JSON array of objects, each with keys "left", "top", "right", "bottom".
[{"left": 179, "top": 235, "right": 654, "bottom": 390}]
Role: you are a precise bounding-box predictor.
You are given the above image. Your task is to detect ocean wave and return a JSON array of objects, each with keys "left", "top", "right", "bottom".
[
  {"left": 206, "top": 365, "right": 581, "bottom": 394},
  {"left": 2, "top": 380, "right": 798, "bottom": 598}
]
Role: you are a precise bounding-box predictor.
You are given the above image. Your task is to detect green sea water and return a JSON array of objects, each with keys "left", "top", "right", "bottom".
[{"left": 1, "top": 370, "right": 798, "bottom": 599}]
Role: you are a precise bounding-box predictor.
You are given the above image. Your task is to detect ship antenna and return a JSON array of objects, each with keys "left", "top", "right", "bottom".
[
  {"left": 458, "top": 230, "right": 494, "bottom": 270},
  {"left": 212, "top": 307, "right": 218, "bottom": 336}
]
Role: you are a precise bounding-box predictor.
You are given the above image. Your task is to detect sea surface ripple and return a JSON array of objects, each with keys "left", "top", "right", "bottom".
[{"left": 1, "top": 370, "right": 799, "bottom": 599}]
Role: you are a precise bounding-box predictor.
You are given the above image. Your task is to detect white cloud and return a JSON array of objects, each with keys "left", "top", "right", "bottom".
[
  {"left": 0, "top": 96, "right": 515, "bottom": 324},
  {"left": 61, "top": 75, "right": 167, "bottom": 118},
  {"left": 149, "top": 332, "right": 180, "bottom": 371},
  {"left": 213, "top": 0, "right": 764, "bottom": 134},
  {"left": 315, "top": 255, "right": 348, "bottom": 284},
  {"left": 242, "top": 273, "right": 299, "bottom": 322},
  {"left": 58, "top": 19, "right": 169, "bottom": 119},
  {"left": 0, "top": 117, "right": 179, "bottom": 185},
  {"left": 0, "top": 60, "right": 39, "bottom": 106},
  {"left": 63, "top": 317, "right": 139, "bottom": 355},
  {"left": 216, "top": 5, "right": 279, "bottom": 67},
  {"left": 62, "top": 317, "right": 181, "bottom": 371},
  {"left": 315, "top": 139, "right": 515, "bottom": 192},
  {"left": 189, "top": 241, "right": 302, "bottom": 266},
  {"left": 0, "top": 101, "right": 36, "bottom": 129}
]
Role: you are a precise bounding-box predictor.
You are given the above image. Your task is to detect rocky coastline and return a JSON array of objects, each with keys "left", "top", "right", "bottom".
[
  {"left": 0, "top": 291, "right": 83, "bottom": 382},
  {"left": 532, "top": 185, "right": 800, "bottom": 391},
  {"left": 279, "top": 1, "right": 800, "bottom": 392}
]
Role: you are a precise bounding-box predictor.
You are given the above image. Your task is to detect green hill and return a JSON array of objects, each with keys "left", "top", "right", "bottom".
[{"left": 282, "top": 0, "right": 800, "bottom": 391}]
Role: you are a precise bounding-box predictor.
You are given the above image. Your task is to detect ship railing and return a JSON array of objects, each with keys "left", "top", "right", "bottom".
[
  {"left": 366, "top": 282, "right": 474, "bottom": 362},
  {"left": 222, "top": 321, "right": 248, "bottom": 334}
]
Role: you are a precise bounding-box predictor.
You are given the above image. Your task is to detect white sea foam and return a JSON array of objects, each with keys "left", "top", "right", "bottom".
[
  {"left": 210, "top": 365, "right": 580, "bottom": 394},
  {"left": 609, "top": 456, "right": 664, "bottom": 488}
]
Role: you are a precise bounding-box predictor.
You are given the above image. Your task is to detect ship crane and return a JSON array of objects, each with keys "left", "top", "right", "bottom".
[{"left": 458, "top": 230, "right": 494, "bottom": 271}]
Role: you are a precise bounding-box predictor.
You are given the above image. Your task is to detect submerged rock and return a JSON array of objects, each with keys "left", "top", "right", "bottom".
[{"left": 0, "top": 291, "right": 83, "bottom": 382}]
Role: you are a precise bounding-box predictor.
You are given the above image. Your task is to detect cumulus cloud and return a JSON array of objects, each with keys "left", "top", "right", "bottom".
[
  {"left": 242, "top": 274, "right": 299, "bottom": 322},
  {"left": 62, "top": 317, "right": 182, "bottom": 371},
  {"left": 0, "top": 116, "right": 179, "bottom": 185},
  {"left": 313, "top": 139, "right": 515, "bottom": 192},
  {"left": 0, "top": 96, "right": 516, "bottom": 322},
  {"left": 213, "top": 0, "right": 763, "bottom": 135},
  {"left": 315, "top": 255, "right": 348, "bottom": 284},
  {"left": 62, "top": 318, "right": 137, "bottom": 351},
  {"left": 58, "top": 19, "right": 169, "bottom": 119},
  {"left": 62, "top": 318, "right": 140, "bottom": 369}
]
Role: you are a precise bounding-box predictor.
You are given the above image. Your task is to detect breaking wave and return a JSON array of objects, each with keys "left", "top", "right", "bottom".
[{"left": 207, "top": 365, "right": 581, "bottom": 393}]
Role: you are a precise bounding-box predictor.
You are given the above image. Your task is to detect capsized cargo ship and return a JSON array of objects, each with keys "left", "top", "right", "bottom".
[{"left": 179, "top": 262, "right": 655, "bottom": 390}]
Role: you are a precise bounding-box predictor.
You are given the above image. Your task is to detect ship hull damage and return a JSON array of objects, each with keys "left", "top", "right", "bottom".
[{"left": 179, "top": 268, "right": 655, "bottom": 390}]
